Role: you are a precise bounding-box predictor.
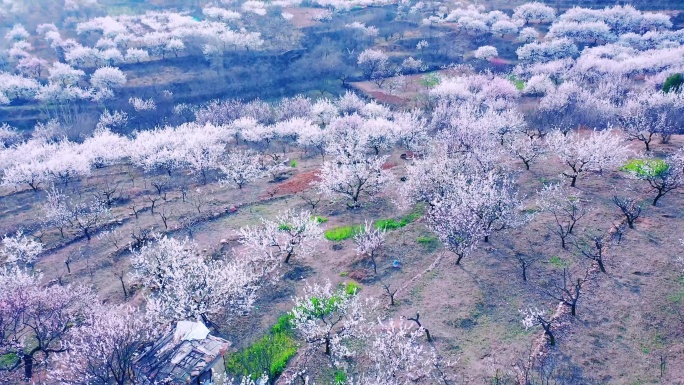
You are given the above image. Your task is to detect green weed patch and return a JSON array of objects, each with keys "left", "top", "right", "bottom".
[
  {"left": 226, "top": 314, "right": 297, "bottom": 381},
  {"left": 621, "top": 159, "right": 668, "bottom": 178},
  {"left": 324, "top": 224, "right": 364, "bottom": 241}
]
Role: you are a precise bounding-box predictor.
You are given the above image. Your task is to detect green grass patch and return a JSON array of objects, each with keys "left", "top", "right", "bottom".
[
  {"left": 549, "top": 255, "right": 570, "bottom": 268},
  {"left": 334, "top": 370, "right": 348, "bottom": 385},
  {"left": 375, "top": 218, "right": 405, "bottom": 230},
  {"left": 0, "top": 353, "right": 18, "bottom": 369},
  {"left": 344, "top": 281, "right": 361, "bottom": 295},
  {"left": 668, "top": 290, "right": 684, "bottom": 304},
  {"left": 312, "top": 216, "right": 328, "bottom": 223},
  {"left": 226, "top": 314, "right": 297, "bottom": 381},
  {"left": 278, "top": 223, "right": 292, "bottom": 231},
  {"left": 324, "top": 224, "right": 364, "bottom": 241},
  {"left": 290, "top": 159, "right": 297, "bottom": 168},
  {"left": 375, "top": 205, "right": 424, "bottom": 231},
  {"left": 621, "top": 159, "right": 669, "bottom": 178},
  {"left": 509, "top": 75, "right": 526, "bottom": 90},
  {"left": 417, "top": 235, "right": 440, "bottom": 252}
]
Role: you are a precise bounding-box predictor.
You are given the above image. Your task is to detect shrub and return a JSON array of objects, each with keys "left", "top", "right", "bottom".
[
  {"left": 271, "top": 313, "right": 294, "bottom": 334},
  {"left": 324, "top": 224, "right": 364, "bottom": 241},
  {"left": 290, "top": 159, "right": 297, "bottom": 168},
  {"left": 663, "top": 73, "right": 683, "bottom": 93},
  {"left": 509, "top": 75, "right": 526, "bottom": 90},
  {"left": 344, "top": 281, "right": 361, "bottom": 295},
  {"left": 226, "top": 314, "right": 297, "bottom": 381},
  {"left": 621, "top": 159, "right": 669, "bottom": 178},
  {"left": 0, "top": 353, "right": 19, "bottom": 369},
  {"left": 334, "top": 370, "right": 348, "bottom": 385},
  {"left": 420, "top": 73, "right": 440, "bottom": 89},
  {"left": 312, "top": 216, "right": 328, "bottom": 223}
]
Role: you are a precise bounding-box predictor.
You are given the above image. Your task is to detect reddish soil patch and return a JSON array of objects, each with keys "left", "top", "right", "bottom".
[
  {"left": 382, "top": 161, "right": 398, "bottom": 170},
  {"left": 488, "top": 57, "right": 513, "bottom": 66},
  {"left": 273, "top": 169, "right": 321, "bottom": 195},
  {"left": 369, "top": 91, "right": 406, "bottom": 105}
]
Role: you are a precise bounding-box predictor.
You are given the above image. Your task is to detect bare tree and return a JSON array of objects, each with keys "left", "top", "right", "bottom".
[
  {"left": 158, "top": 206, "right": 173, "bottom": 229},
  {"left": 611, "top": 195, "right": 641, "bottom": 229},
  {"left": 113, "top": 268, "right": 128, "bottom": 300},
  {"left": 543, "top": 268, "right": 586, "bottom": 316},
  {"left": 513, "top": 248, "right": 542, "bottom": 282},
  {"left": 575, "top": 234, "right": 607, "bottom": 273},
  {"left": 130, "top": 225, "right": 154, "bottom": 250},
  {"left": 188, "top": 188, "right": 212, "bottom": 214},
  {"left": 521, "top": 307, "right": 556, "bottom": 346},
  {"left": 92, "top": 178, "right": 122, "bottom": 208},
  {"left": 69, "top": 199, "right": 110, "bottom": 241},
  {"left": 380, "top": 278, "right": 398, "bottom": 306},
  {"left": 145, "top": 194, "right": 160, "bottom": 215},
  {"left": 128, "top": 199, "right": 140, "bottom": 219},
  {"left": 300, "top": 193, "right": 322, "bottom": 212},
  {"left": 406, "top": 312, "right": 432, "bottom": 342},
  {"left": 97, "top": 226, "right": 126, "bottom": 252},
  {"left": 150, "top": 176, "right": 171, "bottom": 200}
]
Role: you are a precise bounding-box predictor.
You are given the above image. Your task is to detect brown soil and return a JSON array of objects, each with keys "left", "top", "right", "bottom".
[{"left": 271, "top": 169, "right": 321, "bottom": 196}]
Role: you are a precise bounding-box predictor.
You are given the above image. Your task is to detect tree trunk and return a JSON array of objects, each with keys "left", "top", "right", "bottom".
[
  {"left": 626, "top": 218, "right": 634, "bottom": 229},
  {"left": 23, "top": 352, "right": 35, "bottom": 380},
  {"left": 119, "top": 276, "right": 128, "bottom": 299},
  {"left": 653, "top": 191, "right": 664, "bottom": 206},
  {"left": 521, "top": 264, "right": 527, "bottom": 282},
  {"left": 424, "top": 328, "right": 432, "bottom": 342},
  {"left": 569, "top": 175, "right": 577, "bottom": 187},
  {"left": 455, "top": 253, "right": 464, "bottom": 265},
  {"left": 543, "top": 327, "right": 555, "bottom": 346},
  {"left": 597, "top": 259, "right": 606, "bottom": 273}
]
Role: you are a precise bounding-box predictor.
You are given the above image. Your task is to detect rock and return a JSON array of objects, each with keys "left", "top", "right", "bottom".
[{"left": 220, "top": 239, "right": 228, "bottom": 245}]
